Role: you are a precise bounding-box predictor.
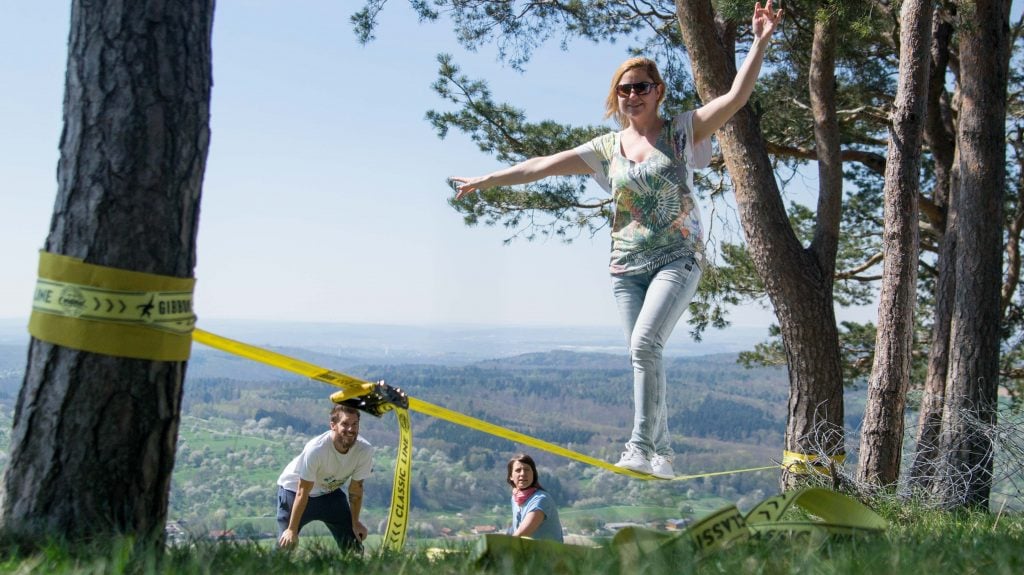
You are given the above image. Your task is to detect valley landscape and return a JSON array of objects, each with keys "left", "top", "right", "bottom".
[{"left": 0, "top": 319, "right": 802, "bottom": 544}]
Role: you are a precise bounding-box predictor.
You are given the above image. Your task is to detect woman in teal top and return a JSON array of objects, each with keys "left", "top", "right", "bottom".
[
  {"left": 452, "top": 3, "right": 782, "bottom": 479},
  {"left": 507, "top": 453, "right": 563, "bottom": 542}
]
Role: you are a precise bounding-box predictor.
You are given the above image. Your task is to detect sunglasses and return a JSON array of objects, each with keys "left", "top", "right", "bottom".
[{"left": 616, "top": 81, "right": 658, "bottom": 96}]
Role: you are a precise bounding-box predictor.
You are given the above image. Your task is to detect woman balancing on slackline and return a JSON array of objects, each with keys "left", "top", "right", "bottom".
[{"left": 450, "top": 2, "right": 783, "bottom": 479}]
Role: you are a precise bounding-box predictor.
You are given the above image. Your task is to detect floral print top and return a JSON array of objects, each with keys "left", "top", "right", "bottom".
[{"left": 575, "top": 111, "right": 711, "bottom": 276}]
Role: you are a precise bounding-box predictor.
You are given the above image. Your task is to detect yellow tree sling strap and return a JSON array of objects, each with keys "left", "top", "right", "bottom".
[{"left": 30, "top": 251, "right": 196, "bottom": 361}]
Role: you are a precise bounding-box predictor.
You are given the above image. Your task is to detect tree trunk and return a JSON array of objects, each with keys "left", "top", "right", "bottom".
[
  {"left": 912, "top": 180, "right": 958, "bottom": 486},
  {"left": 675, "top": 0, "right": 846, "bottom": 488},
  {"left": 936, "top": 0, "right": 1011, "bottom": 509},
  {"left": 0, "top": 0, "right": 214, "bottom": 541},
  {"left": 808, "top": 13, "right": 842, "bottom": 281},
  {"left": 911, "top": 6, "right": 958, "bottom": 488},
  {"left": 858, "top": 0, "right": 932, "bottom": 487}
]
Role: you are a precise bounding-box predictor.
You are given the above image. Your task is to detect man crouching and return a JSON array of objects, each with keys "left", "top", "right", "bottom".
[{"left": 276, "top": 405, "right": 373, "bottom": 552}]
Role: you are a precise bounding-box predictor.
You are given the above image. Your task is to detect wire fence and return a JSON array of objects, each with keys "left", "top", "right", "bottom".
[{"left": 786, "top": 404, "right": 1024, "bottom": 510}]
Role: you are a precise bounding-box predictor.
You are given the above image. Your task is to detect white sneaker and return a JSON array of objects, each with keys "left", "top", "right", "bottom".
[
  {"left": 615, "top": 446, "right": 652, "bottom": 474},
  {"left": 650, "top": 455, "right": 675, "bottom": 479}
]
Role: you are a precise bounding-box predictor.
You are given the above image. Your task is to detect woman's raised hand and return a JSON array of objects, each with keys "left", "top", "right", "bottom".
[{"left": 752, "top": 1, "right": 783, "bottom": 41}]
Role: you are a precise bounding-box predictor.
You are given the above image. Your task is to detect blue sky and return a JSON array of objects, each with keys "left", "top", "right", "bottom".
[{"left": 0, "top": 1, "right": 897, "bottom": 335}]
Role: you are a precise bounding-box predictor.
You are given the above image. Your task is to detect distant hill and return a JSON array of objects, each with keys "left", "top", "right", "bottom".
[
  {"left": 186, "top": 346, "right": 374, "bottom": 381},
  {"left": 177, "top": 346, "right": 794, "bottom": 461},
  {"left": 0, "top": 318, "right": 772, "bottom": 362}
]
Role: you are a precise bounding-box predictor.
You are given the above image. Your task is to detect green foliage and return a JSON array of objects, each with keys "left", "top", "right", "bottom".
[
  {"left": 356, "top": 1, "right": 658, "bottom": 71},
  {"left": 432, "top": 55, "right": 612, "bottom": 242},
  {"left": 835, "top": 321, "right": 877, "bottom": 385},
  {"left": 836, "top": 164, "right": 885, "bottom": 295},
  {"left": 688, "top": 243, "right": 767, "bottom": 340}
]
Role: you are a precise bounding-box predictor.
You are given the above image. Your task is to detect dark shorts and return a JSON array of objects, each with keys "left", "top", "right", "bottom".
[{"left": 276, "top": 486, "right": 360, "bottom": 552}]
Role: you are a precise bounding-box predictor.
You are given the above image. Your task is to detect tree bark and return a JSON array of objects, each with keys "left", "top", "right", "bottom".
[
  {"left": 912, "top": 183, "right": 958, "bottom": 486},
  {"left": 858, "top": 0, "right": 932, "bottom": 487},
  {"left": 911, "top": 7, "right": 958, "bottom": 488},
  {"left": 0, "top": 0, "right": 214, "bottom": 541},
  {"left": 920, "top": 7, "right": 957, "bottom": 234},
  {"left": 675, "top": 0, "right": 846, "bottom": 488},
  {"left": 809, "top": 15, "right": 842, "bottom": 285},
  {"left": 936, "top": 0, "right": 1011, "bottom": 509}
]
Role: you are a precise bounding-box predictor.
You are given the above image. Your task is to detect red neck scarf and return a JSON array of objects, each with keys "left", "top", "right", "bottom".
[{"left": 513, "top": 487, "right": 537, "bottom": 505}]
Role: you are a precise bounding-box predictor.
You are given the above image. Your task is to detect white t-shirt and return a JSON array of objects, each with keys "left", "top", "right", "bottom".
[{"left": 277, "top": 431, "right": 374, "bottom": 497}]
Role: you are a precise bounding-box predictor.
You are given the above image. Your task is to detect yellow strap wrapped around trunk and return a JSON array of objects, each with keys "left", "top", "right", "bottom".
[{"left": 30, "top": 251, "right": 196, "bottom": 361}]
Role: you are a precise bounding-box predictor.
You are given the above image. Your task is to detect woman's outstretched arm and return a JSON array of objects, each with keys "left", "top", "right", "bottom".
[{"left": 692, "top": 0, "right": 783, "bottom": 143}]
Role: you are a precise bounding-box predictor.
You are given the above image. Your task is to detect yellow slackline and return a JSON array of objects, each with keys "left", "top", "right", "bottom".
[
  {"left": 192, "top": 329, "right": 410, "bottom": 551},
  {"left": 189, "top": 328, "right": 784, "bottom": 551},
  {"left": 408, "top": 397, "right": 654, "bottom": 479},
  {"left": 29, "top": 251, "right": 196, "bottom": 361},
  {"left": 192, "top": 328, "right": 774, "bottom": 482},
  {"left": 782, "top": 450, "right": 847, "bottom": 476},
  {"left": 408, "top": 397, "right": 777, "bottom": 481},
  {"left": 192, "top": 329, "right": 375, "bottom": 400}
]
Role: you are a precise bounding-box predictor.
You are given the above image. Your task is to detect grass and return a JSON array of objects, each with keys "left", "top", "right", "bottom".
[
  {"left": 559, "top": 500, "right": 730, "bottom": 523},
  {"left": 0, "top": 502, "right": 1021, "bottom": 574}
]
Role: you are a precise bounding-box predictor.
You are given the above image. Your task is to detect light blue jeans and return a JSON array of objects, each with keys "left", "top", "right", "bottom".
[{"left": 611, "top": 255, "right": 701, "bottom": 458}]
